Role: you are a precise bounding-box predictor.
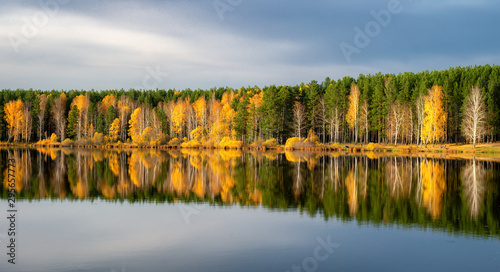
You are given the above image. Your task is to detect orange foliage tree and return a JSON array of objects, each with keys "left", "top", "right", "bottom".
[
  {"left": 129, "top": 108, "right": 144, "bottom": 143},
  {"left": 4, "top": 100, "right": 24, "bottom": 142}
]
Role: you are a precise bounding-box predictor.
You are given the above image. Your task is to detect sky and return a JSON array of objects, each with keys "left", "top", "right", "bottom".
[{"left": 1, "top": 0, "right": 499, "bottom": 91}]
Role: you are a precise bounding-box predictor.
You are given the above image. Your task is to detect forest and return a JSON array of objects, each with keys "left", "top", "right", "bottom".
[{"left": 1, "top": 64, "right": 500, "bottom": 147}]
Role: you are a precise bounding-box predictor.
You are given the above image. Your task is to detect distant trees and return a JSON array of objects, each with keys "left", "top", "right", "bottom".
[
  {"left": 462, "top": 86, "right": 487, "bottom": 148},
  {"left": 1, "top": 65, "right": 500, "bottom": 146}
]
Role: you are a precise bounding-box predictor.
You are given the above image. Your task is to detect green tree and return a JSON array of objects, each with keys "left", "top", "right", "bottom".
[
  {"left": 67, "top": 105, "right": 79, "bottom": 139},
  {"left": 104, "top": 105, "right": 117, "bottom": 135},
  {"left": 96, "top": 113, "right": 105, "bottom": 134},
  {"left": 234, "top": 95, "right": 250, "bottom": 143}
]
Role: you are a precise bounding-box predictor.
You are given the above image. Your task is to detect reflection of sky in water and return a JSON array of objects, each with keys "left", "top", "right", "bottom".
[{"left": 0, "top": 200, "right": 499, "bottom": 272}]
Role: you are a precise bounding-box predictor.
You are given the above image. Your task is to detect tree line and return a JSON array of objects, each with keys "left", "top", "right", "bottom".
[{"left": 1, "top": 64, "right": 500, "bottom": 146}]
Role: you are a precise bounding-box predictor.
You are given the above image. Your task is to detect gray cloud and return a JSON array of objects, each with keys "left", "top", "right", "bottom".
[{"left": 1, "top": 0, "right": 499, "bottom": 91}]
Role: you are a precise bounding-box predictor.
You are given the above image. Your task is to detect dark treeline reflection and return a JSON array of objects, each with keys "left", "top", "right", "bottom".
[{"left": 1, "top": 148, "right": 500, "bottom": 237}]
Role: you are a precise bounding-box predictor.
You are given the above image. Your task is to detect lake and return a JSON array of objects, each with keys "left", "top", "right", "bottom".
[{"left": 0, "top": 148, "right": 499, "bottom": 272}]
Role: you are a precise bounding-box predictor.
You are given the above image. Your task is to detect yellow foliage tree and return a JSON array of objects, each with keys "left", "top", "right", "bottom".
[
  {"left": 346, "top": 84, "right": 360, "bottom": 143},
  {"left": 4, "top": 100, "right": 24, "bottom": 142},
  {"left": 140, "top": 126, "right": 154, "bottom": 144},
  {"left": 109, "top": 118, "right": 120, "bottom": 142},
  {"left": 129, "top": 108, "right": 143, "bottom": 144},
  {"left": 193, "top": 96, "right": 207, "bottom": 128},
  {"left": 70, "top": 94, "right": 90, "bottom": 139},
  {"left": 101, "top": 94, "right": 116, "bottom": 114},
  {"left": 50, "top": 133, "right": 58, "bottom": 142},
  {"left": 172, "top": 100, "right": 186, "bottom": 137},
  {"left": 190, "top": 126, "right": 203, "bottom": 141},
  {"left": 422, "top": 85, "right": 447, "bottom": 147}
]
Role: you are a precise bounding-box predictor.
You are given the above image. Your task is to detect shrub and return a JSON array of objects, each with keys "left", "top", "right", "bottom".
[
  {"left": 61, "top": 138, "right": 74, "bottom": 146},
  {"left": 190, "top": 127, "right": 203, "bottom": 141},
  {"left": 262, "top": 138, "right": 279, "bottom": 148},
  {"left": 250, "top": 138, "right": 264, "bottom": 147},
  {"left": 365, "top": 142, "right": 380, "bottom": 151},
  {"left": 92, "top": 132, "right": 104, "bottom": 144},
  {"left": 50, "top": 133, "right": 58, "bottom": 143},
  {"left": 168, "top": 138, "right": 180, "bottom": 146},
  {"left": 181, "top": 139, "right": 201, "bottom": 148},
  {"left": 285, "top": 137, "right": 302, "bottom": 149},
  {"left": 330, "top": 142, "right": 343, "bottom": 149},
  {"left": 218, "top": 137, "right": 243, "bottom": 149},
  {"left": 36, "top": 139, "right": 52, "bottom": 145}
]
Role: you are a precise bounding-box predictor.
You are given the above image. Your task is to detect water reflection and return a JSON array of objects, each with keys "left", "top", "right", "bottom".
[{"left": 1, "top": 148, "right": 499, "bottom": 237}]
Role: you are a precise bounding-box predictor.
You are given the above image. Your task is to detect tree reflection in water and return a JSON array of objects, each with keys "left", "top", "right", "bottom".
[{"left": 1, "top": 148, "right": 499, "bottom": 237}]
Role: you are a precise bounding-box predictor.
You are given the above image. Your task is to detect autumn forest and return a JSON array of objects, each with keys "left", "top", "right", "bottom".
[{"left": 1, "top": 64, "right": 500, "bottom": 148}]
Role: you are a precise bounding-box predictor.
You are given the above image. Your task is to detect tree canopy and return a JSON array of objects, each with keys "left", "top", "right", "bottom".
[{"left": 1, "top": 64, "right": 500, "bottom": 146}]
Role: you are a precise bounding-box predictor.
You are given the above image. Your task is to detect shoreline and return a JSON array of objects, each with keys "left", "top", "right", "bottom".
[{"left": 2, "top": 141, "right": 500, "bottom": 156}]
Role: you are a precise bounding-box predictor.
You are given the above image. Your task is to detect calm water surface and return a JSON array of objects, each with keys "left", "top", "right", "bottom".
[{"left": 0, "top": 148, "right": 499, "bottom": 272}]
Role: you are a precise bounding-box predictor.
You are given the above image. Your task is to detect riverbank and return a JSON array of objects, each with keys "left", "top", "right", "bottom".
[{"left": 3, "top": 140, "right": 500, "bottom": 155}]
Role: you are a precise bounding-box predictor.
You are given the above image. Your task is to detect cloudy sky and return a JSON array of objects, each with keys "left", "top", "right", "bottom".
[{"left": 1, "top": 0, "right": 499, "bottom": 91}]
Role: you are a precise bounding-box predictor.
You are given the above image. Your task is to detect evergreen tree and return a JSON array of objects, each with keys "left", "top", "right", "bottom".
[
  {"left": 96, "top": 113, "right": 105, "bottom": 134},
  {"left": 67, "top": 105, "right": 79, "bottom": 139},
  {"left": 104, "top": 105, "right": 117, "bottom": 135},
  {"left": 234, "top": 96, "right": 249, "bottom": 143}
]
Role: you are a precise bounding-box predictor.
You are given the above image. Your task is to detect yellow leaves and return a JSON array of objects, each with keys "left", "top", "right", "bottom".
[
  {"left": 217, "top": 137, "right": 243, "bottom": 149},
  {"left": 50, "top": 133, "right": 58, "bottom": 143},
  {"left": 285, "top": 137, "right": 301, "bottom": 149},
  {"left": 71, "top": 94, "right": 90, "bottom": 112},
  {"left": 171, "top": 162, "right": 186, "bottom": 195},
  {"left": 421, "top": 159, "right": 446, "bottom": 219},
  {"left": 129, "top": 107, "right": 143, "bottom": 143},
  {"left": 222, "top": 103, "right": 236, "bottom": 123},
  {"left": 128, "top": 152, "right": 142, "bottom": 187},
  {"left": 140, "top": 126, "right": 154, "bottom": 144},
  {"left": 262, "top": 138, "right": 278, "bottom": 147},
  {"left": 109, "top": 118, "right": 120, "bottom": 142},
  {"left": 193, "top": 96, "right": 207, "bottom": 128},
  {"left": 168, "top": 138, "right": 180, "bottom": 146},
  {"left": 108, "top": 152, "right": 120, "bottom": 177},
  {"left": 346, "top": 84, "right": 360, "bottom": 131},
  {"left": 210, "top": 122, "right": 226, "bottom": 143},
  {"left": 101, "top": 94, "right": 116, "bottom": 114},
  {"left": 285, "top": 151, "right": 301, "bottom": 162},
  {"left": 422, "top": 85, "right": 447, "bottom": 145},
  {"left": 345, "top": 170, "right": 358, "bottom": 216},
  {"left": 190, "top": 126, "right": 203, "bottom": 141},
  {"left": 4, "top": 100, "right": 24, "bottom": 141},
  {"left": 172, "top": 101, "right": 186, "bottom": 136},
  {"left": 249, "top": 91, "right": 263, "bottom": 109},
  {"left": 92, "top": 132, "right": 104, "bottom": 144}
]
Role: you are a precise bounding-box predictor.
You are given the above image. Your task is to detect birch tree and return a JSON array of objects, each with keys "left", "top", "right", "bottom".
[
  {"left": 293, "top": 101, "right": 307, "bottom": 140},
  {"left": 462, "top": 86, "right": 487, "bottom": 148}
]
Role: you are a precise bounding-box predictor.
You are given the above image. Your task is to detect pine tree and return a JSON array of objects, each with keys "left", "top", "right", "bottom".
[
  {"left": 67, "top": 105, "right": 79, "bottom": 140},
  {"left": 96, "top": 113, "right": 105, "bottom": 134},
  {"left": 104, "top": 105, "right": 117, "bottom": 135},
  {"left": 234, "top": 96, "right": 249, "bottom": 143}
]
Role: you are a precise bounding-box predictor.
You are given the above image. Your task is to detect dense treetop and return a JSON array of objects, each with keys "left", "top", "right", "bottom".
[{"left": 1, "top": 64, "right": 500, "bottom": 145}]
